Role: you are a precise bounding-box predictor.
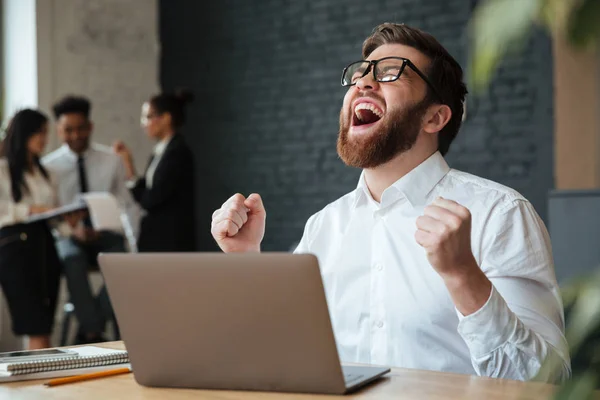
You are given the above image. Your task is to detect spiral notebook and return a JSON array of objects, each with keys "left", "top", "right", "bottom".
[{"left": 0, "top": 346, "right": 129, "bottom": 383}]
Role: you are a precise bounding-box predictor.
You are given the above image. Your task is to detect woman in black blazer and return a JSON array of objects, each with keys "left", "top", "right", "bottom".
[
  {"left": 0, "top": 109, "right": 80, "bottom": 349},
  {"left": 114, "top": 90, "right": 196, "bottom": 252}
]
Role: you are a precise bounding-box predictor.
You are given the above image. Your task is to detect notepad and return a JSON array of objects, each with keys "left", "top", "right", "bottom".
[
  {"left": 26, "top": 200, "right": 88, "bottom": 223},
  {"left": 0, "top": 346, "right": 129, "bottom": 383},
  {"left": 80, "top": 192, "right": 124, "bottom": 232},
  {"left": 25, "top": 192, "right": 123, "bottom": 233}
]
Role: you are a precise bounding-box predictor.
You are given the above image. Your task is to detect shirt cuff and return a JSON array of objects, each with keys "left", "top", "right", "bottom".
[
  {"left": 54, "top": 221, "right": 73, "bottom": 238},
  {"left": 125, "top": 177, "right": 139, "bottom": 189},
  {"left": 49, "top": 218, "right": 75, "bottom": 238},
  {"left": 456, "top": 285, "right": 517, "bottom": 359},
  {"left": 14, "top": 204, "right": 31, "bottom": 222}
]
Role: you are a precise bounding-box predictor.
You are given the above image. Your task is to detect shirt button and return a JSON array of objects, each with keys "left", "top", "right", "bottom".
[
  {"left": 376, "top": 321, "right": 384, "bottom": 328},
  {"left": 374, "top": 263, "right": 383, "bottom": 271}
]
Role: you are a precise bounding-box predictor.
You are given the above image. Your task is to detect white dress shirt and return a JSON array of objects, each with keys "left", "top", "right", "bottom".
[
  {"left": 42, "top": 143, "right": 141, "bottom": 240},
  {"left": 145, "top": 135, "right": 173, "bottom": 189},
  {"left": 0, "top": 159, "right": 69, "bottom": 236},
  {"left": 294, "top": 151, "right": 570, "bottom": 382}
]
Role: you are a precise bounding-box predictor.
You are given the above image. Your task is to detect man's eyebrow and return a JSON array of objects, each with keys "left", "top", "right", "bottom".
[{"left": 400, "top": 66, "right": 417, "bottom": 80}]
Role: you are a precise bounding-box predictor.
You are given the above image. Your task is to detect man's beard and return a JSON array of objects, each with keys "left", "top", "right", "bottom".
[{"left": 337, "top": 98, "right": 431, "bottom": 169}]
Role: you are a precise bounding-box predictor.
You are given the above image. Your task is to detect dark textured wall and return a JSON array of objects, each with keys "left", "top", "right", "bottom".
[{"left": 159, "top": 0, "right": 554, "bottom": 251}]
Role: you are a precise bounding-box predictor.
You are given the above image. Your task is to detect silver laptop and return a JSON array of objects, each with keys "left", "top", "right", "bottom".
[{"left": 98, "top": 252, "right": 390, "bottom": 395}]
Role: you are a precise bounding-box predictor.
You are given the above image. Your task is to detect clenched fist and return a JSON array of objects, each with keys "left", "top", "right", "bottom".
[
  {"left": 415, "top": 197, "right": 478, "bottom": 279},
  {"left": 211, "top": 193, "right": 266, "bottom": 253}
]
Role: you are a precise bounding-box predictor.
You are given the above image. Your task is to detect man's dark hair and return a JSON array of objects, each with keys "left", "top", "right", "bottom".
[
  {"left": 362, "top": 23, "right": 467, "bottom": 156},
  {"left": 52, "top": 95, "right": 91, "bottom": 120}
]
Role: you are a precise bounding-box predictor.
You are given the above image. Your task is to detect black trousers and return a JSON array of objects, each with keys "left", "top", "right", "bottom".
[{"left": 0, "top": 222, "right": 61, "bottom": 336}]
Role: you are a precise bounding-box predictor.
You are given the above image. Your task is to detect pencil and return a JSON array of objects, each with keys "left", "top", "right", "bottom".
[{"left": 44, "top": 366, "right": 132, "bottom": 387}]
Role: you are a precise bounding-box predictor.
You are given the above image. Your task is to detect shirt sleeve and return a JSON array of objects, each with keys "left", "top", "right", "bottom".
[
  {"left": 0, "top": 201, "right": 30, "bottom": 229},
  {"left": 0, "top": 165, "right": 31, "bottom": 228},
  {"left": 112, "top": 157, "right": 142, "bottom": 244},
  {"left": 457, "top": 199, "right": 571, "bottom": 382},
  {"left": 293, "top": 212, "right": 321, "bottom": 254}
]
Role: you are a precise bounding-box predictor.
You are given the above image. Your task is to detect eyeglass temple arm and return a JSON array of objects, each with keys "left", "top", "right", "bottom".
[{"left": 407, "top": 61, "right": 443, "bottom": 102}]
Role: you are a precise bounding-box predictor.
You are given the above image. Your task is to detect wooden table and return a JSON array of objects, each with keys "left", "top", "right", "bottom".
[{"left": 0, "top": 342, "right": 593, "bottom": 399}]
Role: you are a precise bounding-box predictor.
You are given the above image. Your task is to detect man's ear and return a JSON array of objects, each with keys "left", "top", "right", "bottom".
[
  {"left": 88, "top": 121, "right": 94, "bottom": 135},
  {"left": 422, "top": 104, "right": 452, "bottom": 135}
]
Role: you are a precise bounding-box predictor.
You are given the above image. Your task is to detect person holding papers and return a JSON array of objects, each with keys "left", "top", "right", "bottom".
[
  {"left": 113, "top": 90, "right": 196, "bottom": 252},
  {"left": 43, "top": 96, "right": 139, "bottom": 344},
  {"left": 0, "top": 109, "right": 81, "bottom": 350}
]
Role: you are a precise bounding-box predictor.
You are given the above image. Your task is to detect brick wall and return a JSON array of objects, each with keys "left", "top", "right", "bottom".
[{"left": 159, "top": 0, "right": 554, "bottom": 251}]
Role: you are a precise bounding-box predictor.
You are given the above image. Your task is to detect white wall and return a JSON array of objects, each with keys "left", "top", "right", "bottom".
[
  {"left": 0, "top": 0, "right": 159, "bottom": 350},
  {"left": 38, "top": 0, "right": 159, "bottom": 164},
  {"left": 0, "top": 0, "right": 39, "bottom": 352},
  {"left": 2, "top": 0, "right": 38, "bottom": 119}
]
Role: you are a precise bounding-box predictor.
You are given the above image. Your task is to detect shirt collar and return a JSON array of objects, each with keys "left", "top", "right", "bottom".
[
  {"left": 354, "top": 171, "right": 370, "bottom": 208},
  {"left": 61, "top": 143, "right": 91, "bottom": 160},
  {"left": 153, "top": 135, "right": 174, "bottom": 156},
  {"left": 353, "top": 151, "right": 450, "bottom": 209}
]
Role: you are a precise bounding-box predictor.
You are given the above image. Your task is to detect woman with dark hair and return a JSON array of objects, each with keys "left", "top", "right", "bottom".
[
  {"left": 114, "top": 89, "right": 196, "bottom": 252},
  {"left": 0, "top": 109, "right": 78, "bottom": 349}
]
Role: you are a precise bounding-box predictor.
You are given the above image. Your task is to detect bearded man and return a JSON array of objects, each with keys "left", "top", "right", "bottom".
[{"left": 210, "top": 23, "right": 570, "bottom": 382}]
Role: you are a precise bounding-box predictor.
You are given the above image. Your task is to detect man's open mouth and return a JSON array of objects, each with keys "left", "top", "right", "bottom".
[{"left": 352, "top": 103, "right": 383, "bottom": 127}]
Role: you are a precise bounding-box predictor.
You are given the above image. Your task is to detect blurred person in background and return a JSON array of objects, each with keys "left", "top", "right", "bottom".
[
  {"left": 211, "top": 23, "right": 570, "bottom": 382},
  {"left": 114, "top": 89, "right": 196, "bottom": 252},
  {"left": 43, "top": 95, "right": 139, "bottom": 344},
  {"left": 0, "top": 109, "right": 80, "bottom": 349}
]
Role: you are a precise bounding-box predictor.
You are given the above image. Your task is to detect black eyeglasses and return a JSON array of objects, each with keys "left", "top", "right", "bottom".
[{"left": 341, "top": 57, "right": 442, "bottom": 102}]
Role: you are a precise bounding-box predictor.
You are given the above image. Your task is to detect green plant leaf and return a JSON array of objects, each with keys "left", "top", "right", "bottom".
[
  {"left": 539, "top": 0, "right": 579, "bottom": 33},
  {"left": 567, "top": 0, "right": 600, "bottom": 49},
  {"left": 533, "top": 350, "right": 567, "bottom": 382},
  {"left": 565, "top": 278, "right": 600, "bottom": 353},
  {"left": 469, "top": 0, "right": 542, "bottom": 93},
  {"left": 553, "top": 371, "right": 597, "bottom": 400},
  {"left": 562, "top": 275, "right": 593, "bottom": 308}
]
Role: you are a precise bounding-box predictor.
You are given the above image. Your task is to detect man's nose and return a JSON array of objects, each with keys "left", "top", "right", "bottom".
[{"left": 356, "top": 68, "right": 378, "bottom": 91}]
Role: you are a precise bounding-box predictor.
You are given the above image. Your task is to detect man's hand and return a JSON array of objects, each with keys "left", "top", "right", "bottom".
[
  {"left": 72, "top": 224, "right": 98, "bottom": 243},
  {"left": 415, "top": 197, "right": 478, "bottom": 279},
  {"left": 211, "top": 193, "right": 266, "bottom": 253},
  {"left": 63, "top": 210, "right": 86, "bottom": 228},
  {"left": 415, "top": 197, "right": 491, "bottom": 315}
]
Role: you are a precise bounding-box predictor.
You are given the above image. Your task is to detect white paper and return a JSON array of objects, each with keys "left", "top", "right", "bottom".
[
  {"left": 81, "top": 192, "right": 124, "bottom": 233},
  {"left": 67, "top": 346, "right": 127, "bottom": 357}
]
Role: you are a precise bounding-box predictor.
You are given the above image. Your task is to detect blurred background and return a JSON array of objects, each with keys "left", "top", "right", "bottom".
[
  {"left": 0, "top": 0, "right": 567, "bottom": 253},
  {"left": 0, "top": 0, "right": 599, "bottom": 389}
]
